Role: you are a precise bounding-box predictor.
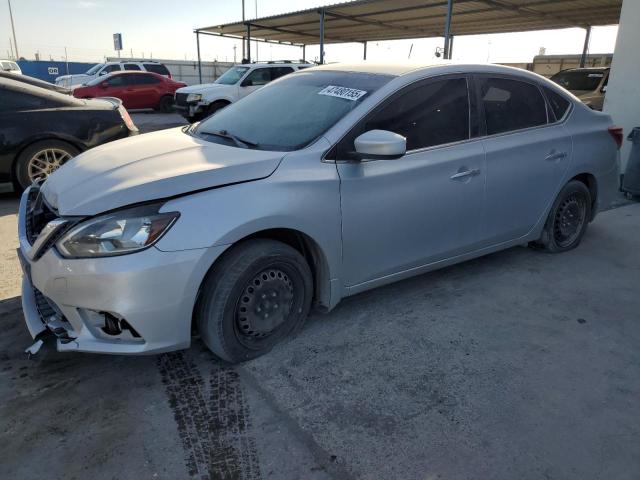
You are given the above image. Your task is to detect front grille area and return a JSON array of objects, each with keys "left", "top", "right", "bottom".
[
  {"left": 33, "top": 287, "right": 57, "bottom": 320},
  {"left": 174, "top": 92, "right": 190, "bottom": 107},
  {"left": 25, "top": 188, "right": 59, "bottom": 245}
]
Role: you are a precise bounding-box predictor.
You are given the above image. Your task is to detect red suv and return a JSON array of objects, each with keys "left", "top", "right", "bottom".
[{"left": 73, "top": 71, "right": 186, "bottom": 112}]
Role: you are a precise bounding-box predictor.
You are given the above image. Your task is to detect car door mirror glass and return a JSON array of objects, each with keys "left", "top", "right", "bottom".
[{"left": 353, "top": 130, "right": 406, "bottom": 160}]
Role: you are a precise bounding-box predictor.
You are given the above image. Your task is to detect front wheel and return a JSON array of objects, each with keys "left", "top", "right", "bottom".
[
  {"left": 533, "top": 180, "right": 592, "bottom": 253},
  {"left": 157, "top": 95, "right": 174, "bottom": 113},
  {"left": 196, "top": 239, "right": 313, "bottom": 363}
]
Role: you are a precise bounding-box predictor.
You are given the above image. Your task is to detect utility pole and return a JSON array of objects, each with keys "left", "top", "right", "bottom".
[
  {"left": 8, "top": 0, "right": 19, "bottom": 58},
  {"left": 241, "top": 0, "right": 245, "bottom": 61}
]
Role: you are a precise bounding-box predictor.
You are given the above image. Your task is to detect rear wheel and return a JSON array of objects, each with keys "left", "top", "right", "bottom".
[
  {"left": 14, "top": 139, "right": 79, "bottom": 191},
  {"left": 532, "top": 180, "right": 592, "bottom": 253},
  {"left": 196, "top": 239, "right": 313, "bottom": 363}
]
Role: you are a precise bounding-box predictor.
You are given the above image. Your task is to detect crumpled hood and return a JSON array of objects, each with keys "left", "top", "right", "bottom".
[{"left": 41, "top": 127, "right": 284, "bottom": 216}]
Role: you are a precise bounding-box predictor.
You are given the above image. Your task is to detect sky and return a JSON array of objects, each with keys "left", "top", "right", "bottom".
[{"left": 0, "top": 0, "right": 619, "bottom": 65}]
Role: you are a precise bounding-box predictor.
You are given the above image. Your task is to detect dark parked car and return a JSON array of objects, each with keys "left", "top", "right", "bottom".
[
  {"left": 0, "top": 71, "right": 73, "bottom": 95},
  {"left": 73, "top": 71, "right": 186, "bottom": 112},
  {"left": 0, "top": 76, "right": 138, "bottom": 190}
]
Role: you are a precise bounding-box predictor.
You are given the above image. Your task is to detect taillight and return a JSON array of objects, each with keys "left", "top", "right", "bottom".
[
  {"left": 118, "top": 105, "right": 138, "bottom": 132},
  {"left": 608, "top": 126, "right": 623, "bottom": 149}
]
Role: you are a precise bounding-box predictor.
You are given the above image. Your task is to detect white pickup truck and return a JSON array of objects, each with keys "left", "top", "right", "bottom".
[{"left": 174, "top": 61, "right": 311, "bottom": 122}]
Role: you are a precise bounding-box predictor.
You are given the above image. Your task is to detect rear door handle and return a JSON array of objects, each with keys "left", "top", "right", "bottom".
[
  {"left": 545, "top": 150, "right": 567, "bottom": 162},
  {"left": 450, "top": 168, "right": 481, "bottom": 180}
]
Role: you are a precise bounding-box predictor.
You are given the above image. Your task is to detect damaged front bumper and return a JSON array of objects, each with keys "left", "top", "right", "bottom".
[{"left": 17, "top": 186, "right": 226, "bottom": 355}]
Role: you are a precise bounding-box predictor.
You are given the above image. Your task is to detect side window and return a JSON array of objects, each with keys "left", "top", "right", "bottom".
[
  {"left": 242, "top": 68, "right": 271, "bottom": 87},
  {"left": 101, "top": 64, "right": 121, "bottom": 75},
  {"left": 271, "top": 67, "right": 294, "bottom": 80},
  {"left": 105, "top": 75, "right": 133, "bottom": 87},
  {"left": 543, "top": 87, "right": 571, "bottom": 121},
  {"left": 134, "top": 74, "right": 161, "bottom": 85},
  {"left": 0, "top": 89, "right": 46, "bottom": 112},
  {"left": 363, "top": 77, "right": 470, "bottom": 151},
  {"left": 143, "top": 64, "right": 170, "bottom": 76},
  {"left": 124, "top": 63, "right": 141, "bottom": 71},
  {"left": 478, "top": 77, "right": 547, "bottom": 135}
]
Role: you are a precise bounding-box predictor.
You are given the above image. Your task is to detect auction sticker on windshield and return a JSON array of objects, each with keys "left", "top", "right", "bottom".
[{"left": 318, "top": 85, "right": 368, "bottom": 101}]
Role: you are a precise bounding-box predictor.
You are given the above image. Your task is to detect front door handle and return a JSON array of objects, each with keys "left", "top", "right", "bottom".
[
  {"left": 545, "top": 150, "right": 567, "bottom": 162},
  {"left": 450, "top": 168, "right": 481, "bottom": 180}
]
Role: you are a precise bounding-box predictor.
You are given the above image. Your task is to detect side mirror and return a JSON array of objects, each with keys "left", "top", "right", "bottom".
[
  {"left": 99, "top": 82, "right": 108, "bottom": 89},
  {"left": 601, "top": 85, "right": 608, "bottom": 93},
  {"left": 353, "top": 130, "right": 406, "bottom": 160},
  {"left": 99, "top": 70, "right": 107, "bottom": 76}
]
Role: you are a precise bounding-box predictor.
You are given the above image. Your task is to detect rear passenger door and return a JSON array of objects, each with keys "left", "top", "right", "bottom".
[
  {"left": 131, "top": 74, "right": 163, "bottom": 108},
  {"left": 477, "top": 75, "right": 572, "bottom": 244}
]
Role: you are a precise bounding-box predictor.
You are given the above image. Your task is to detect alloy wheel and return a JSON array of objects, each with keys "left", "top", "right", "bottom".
[{"left": 27, "top": 148, "right": 73, "bottom": 184}]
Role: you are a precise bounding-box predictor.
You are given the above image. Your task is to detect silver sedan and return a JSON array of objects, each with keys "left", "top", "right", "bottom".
[{"left": 19, "top": 63, "right": 620, "bottom": 362}]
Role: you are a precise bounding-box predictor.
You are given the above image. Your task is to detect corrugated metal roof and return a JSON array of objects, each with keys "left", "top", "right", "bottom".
[{"left": 197, "top": 0, "right": 621, "bottom": 45}]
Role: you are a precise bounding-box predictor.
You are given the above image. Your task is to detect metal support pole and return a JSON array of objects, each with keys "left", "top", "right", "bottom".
[
  {"left": 363, "top": 41, "right": 367, "bottom": 60},
  {"left": 443, "top": 0, "right": 453, "bottom": 60},
  {"left": 319, "top": 8, "right": 325, "bottom": 64},
  {"left": 246, "top": 23, "right": 251, "bottom": 63},
  {"left": 448, "top": 35, "right": 454, "bottom": 59},
  {"left": 580, "top": 25, "right": 591, "bottom": 68},
  {"left": 196, "top": 31, "right": 202, "bottom": 83},
  {"left": 8, "top": 0, "right": 19, "bottom": 59},
  {"left": 302, "top": 44, "right": 306, "bottom": 61},
  {"left": 241, "top": 0, "right": 245, "bottom": 60}
]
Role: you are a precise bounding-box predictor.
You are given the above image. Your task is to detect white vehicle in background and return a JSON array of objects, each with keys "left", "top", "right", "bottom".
[
  {"left": 55, "top": 60, "right": 171, "bottom": 88},
  {"left": 0, "top": 60, "right": 21, "bottom": 74},
  {"left": 174, "top": 61, "right": 311, "bottom": 122}
]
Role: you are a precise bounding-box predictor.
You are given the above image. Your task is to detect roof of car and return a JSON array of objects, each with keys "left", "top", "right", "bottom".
[
  {"left": 0, "top": 76, "right": 82, "bottom": 105},
  {"left": 309, "top": 61, "right": 540, "bottom": 78}
]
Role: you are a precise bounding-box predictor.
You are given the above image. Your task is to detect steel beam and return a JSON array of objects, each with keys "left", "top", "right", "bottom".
[
  {"left": 363, "top": 41, "right": 367, "bottom": 60},
  {"left": 319, "top": 8, "right": 325, "bottom": 64},
  {"left": 580, "top": 25, "right": 592, "bottom": 67},
  {"left": 246, "top": 23, "right": 251, "bottom": 62},
  {"left": 443, "top": 0, "right": 454, "bottom": 59},
  {"left": 196, "top": 31, "right": 202, "bottom": 83}
]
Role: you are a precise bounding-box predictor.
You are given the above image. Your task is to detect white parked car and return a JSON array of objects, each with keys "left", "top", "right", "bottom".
[
  {"left": 55, "top": 61, "right": 171, "bottom": 88},
  {"left": 0, "top": 59, "right": 21, "bottom": 74},
  {"left": 174, "top": 61, "right": 311, "bottom": 122}
]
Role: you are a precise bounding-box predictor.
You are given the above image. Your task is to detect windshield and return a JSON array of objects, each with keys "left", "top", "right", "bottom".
[
  {"left": 215, "top": 66, "right": 250, "bottom": 85},
  {"left": 195, "top": 70, "right": 393, "bottom": 151},
  {"left": 85, "top": 63, "right": 105, "bottom": 75},
  {"left": 551, "top": 70, "right": 606, "bottom": 91}
]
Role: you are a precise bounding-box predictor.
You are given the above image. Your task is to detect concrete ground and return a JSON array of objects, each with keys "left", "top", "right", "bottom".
[{"left": 1, "top": 192, "right": 639, "bottom": 479}]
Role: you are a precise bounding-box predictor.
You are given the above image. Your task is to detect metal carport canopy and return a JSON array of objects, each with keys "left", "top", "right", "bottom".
[{"left": 197, "top": 0, "right": 621, "bottom": 45}]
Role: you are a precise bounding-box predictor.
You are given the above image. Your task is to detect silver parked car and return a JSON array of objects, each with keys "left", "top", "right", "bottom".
[{"left": 18, "top": 63, "right": 620, "bottom": 363}]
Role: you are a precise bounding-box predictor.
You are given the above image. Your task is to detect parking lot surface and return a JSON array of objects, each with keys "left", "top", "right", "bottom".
[{"left": 1, "top": 195, "right": 639, "bottom": 479}]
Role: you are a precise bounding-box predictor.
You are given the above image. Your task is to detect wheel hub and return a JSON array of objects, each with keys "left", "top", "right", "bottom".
[
  {"left": 236, "top": 269, "right": 294, "bottom": 338},
  {"left": 28, "top": 148, "right": 72, "bottom": 183},
  {"left": 554, "top": 194, "right": 586, "bottom": 247}
]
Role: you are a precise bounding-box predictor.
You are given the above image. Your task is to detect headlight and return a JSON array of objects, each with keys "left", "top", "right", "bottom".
[
  {"left": 186, "top": 93, "right": 202, "bottom": 103},
  {"left": 56, "top": 204, "right": 179, "bottom": 258}
]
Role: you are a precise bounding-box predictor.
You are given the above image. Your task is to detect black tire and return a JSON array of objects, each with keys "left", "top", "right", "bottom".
[
  {"left": 157, "top": 95, "right": 174, "bottom": 113},
  {"left": 533, "top": 180, "right": 592, "bottom": 253},
  {"left": 205, "top": 100, "right": 230, "bottom": 118},
  {"left": 196, "top": 239, "right": 313, "bottom": 363},
  {"left": 14, "top": 139, "right": 80, "bottom": 191}
]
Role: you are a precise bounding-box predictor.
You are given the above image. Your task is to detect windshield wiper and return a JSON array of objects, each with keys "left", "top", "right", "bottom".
[{"left": 200, "top": 129, "right": 258, "bottom": 149}]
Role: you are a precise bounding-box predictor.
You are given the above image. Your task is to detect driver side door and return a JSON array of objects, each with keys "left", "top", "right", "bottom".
[
  {"left": 335, "top": 76, "right": 487, "bottom": 289},
  {"left": 238, "top": 68, "right": 272, "bottom": 99}
]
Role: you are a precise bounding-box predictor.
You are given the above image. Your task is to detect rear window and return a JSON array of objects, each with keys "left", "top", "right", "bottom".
[
  {"left": 0, "top": 89, "right": 46, "bottom": 112},
  {"left": 543, "top": 87, "right": 571, "bottom": 121},
  {"left": 124, "top": 63, "right": 141, "bottom": 71},
  {"left": 478, "top": 77, "right": 547, "bottom": 135},
  {"left": 144, "top": 63, "right": 170, "bottom": 75},
  {"left": 134, "top": 74, "right": 161, "bottom": 85},
  {"left": 550, "top": 70, "right": 606, "bottom": 91}
]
